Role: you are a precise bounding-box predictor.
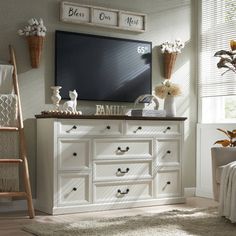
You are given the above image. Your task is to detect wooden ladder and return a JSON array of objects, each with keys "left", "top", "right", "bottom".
[{"left": 0, "top": 45, "right": 35, "bottom": 218}]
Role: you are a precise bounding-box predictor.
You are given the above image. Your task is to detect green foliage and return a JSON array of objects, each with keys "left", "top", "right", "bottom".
[
  {"left": 225, "top": 0, "right": 236, "bottom": 22},
  {"left": 225, "top": 96, "right": 236, "bottom": 119}
]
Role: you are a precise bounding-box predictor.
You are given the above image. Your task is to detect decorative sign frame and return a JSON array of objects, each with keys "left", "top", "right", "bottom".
[{"left": 60, "top": 1, "right": 147, "bottom": 32}]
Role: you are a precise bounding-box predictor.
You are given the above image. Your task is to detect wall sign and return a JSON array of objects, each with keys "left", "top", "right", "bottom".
[
  {"left": 61, "top": 3, "right": 90, "bottom": 23},
  {"left": 95, "top": 105, "right": 127, "bottom": 116},
  {"left": 60, "top": 1, "right": 146, "bottom": 32},
  {"left": 120, "top": 13, "right": 145, "bottom": 31},
  {"left": 93, "top": 8, "right": 118, "bottom": 27}
]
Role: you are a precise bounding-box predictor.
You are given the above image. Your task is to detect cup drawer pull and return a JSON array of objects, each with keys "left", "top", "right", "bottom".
[
  {"left": 117, "top": 168, "right": 130, "bottom": 174},
  {"left": 117, "top": 189, "right": 129, "bottom": 195},
  {"left": 117, "top": 147, "right": 130, "bottom": 153}
]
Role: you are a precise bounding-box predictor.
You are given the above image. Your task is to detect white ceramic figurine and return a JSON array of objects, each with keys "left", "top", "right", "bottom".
[{"left": 63, "top": 90, "right": 78, "bottom": 113}]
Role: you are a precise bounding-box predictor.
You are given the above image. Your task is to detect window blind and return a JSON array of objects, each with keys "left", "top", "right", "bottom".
[{"left": 199, "top": 0, "right": 236, "bottom": 98}]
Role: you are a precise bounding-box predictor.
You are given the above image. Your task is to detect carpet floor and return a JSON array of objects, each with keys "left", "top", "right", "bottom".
[{"left": 23, "top": 207, "right": 236, "bottom": 236}]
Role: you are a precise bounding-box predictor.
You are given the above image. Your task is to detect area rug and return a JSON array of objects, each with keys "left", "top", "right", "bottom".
[{"left": 23, "top": 207, "right": 236, "bottom": 236}]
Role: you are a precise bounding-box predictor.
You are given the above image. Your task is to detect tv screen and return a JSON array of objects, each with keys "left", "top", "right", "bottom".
[{"left": 55, "top": 30, "right": 152, "bottom": 102}]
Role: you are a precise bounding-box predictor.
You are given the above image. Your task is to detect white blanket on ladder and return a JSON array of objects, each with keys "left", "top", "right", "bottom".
[
  {"left": 219, "top": 161, "right": 236, "bottom": 223},
  {"left": 0, "top": 64, "right": 19, "bottom": 193},
  {"left": 0, "top": 64, "right": 13, "bottom": 93}
]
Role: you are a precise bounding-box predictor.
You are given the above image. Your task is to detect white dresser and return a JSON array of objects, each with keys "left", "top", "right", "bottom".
[{"left": 36, "top": 114, "right": 186, "bottom": 215}]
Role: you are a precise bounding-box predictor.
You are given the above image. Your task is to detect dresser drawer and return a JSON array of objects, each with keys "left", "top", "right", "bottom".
[
  {"left": 94, "top": 180, "right": 153, "bottom": 203},
  {"left": 58, "top": 119, "right": 122, "bottom": 136},
  {"left": 94, "top": 160, "right": 152, "bottom": 181},
  {"left": 125, "top": 121, "right": 180, "bottom": 135},
  {"left": 94, "top": 139, "right": 153, "bottom": 159},
  {"left": 155, "top": 169, "right": 180, "bottom": 198},
  {"left": 156, "top": 139, "right": 180, "bottom": 165},
  {"left": 58, "top": 139, "right": 90, "bottom": 170},
  {"left": 58, "top": 173, "right": 90, "bottom": 206}
]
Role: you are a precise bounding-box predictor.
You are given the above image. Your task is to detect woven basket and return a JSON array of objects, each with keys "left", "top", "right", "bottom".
[
  {"left": 27, "top": 36, "right": 44, "bottom": 68},
  {"left": 163, "top": 52, "right": 177, "bottom": 79}
]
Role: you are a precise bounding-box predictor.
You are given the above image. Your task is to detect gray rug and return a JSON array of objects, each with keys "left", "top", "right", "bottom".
[{"left": 23, "top": 208, "right": 236, "bottom": 236}]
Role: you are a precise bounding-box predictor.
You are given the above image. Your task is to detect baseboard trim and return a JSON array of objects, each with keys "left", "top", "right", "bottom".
[
  {"left": 195, "top": 188, "right": 213, "bottom": 199},
  {"left": 0, "top": 190, "right": 199, "bottom": 213},
  {"left": 0, "top": 199, "right": 36, "bottom": 213},
  {"left": 184, "top": 187, "right": 196, "bottom": 197},
  {"left": 50, "top": 197, "right": 186, "bottom": 215}
]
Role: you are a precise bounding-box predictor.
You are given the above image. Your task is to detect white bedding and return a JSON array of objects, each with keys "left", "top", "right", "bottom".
[{"left": 219, "top": 161, "right": 236, "bottom": 222}]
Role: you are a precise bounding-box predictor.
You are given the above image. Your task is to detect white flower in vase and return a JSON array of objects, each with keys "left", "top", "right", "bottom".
[{"left": 154, "top": 80, "right": 181, "bottom": 117}]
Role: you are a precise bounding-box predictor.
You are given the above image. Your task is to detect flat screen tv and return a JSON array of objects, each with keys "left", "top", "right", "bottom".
[{"left": 55, "top": 30, "right": 152, "bottom": 102}]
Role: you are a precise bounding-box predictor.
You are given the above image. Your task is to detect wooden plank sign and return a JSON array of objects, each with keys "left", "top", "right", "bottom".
[
  {"left": 119, "top": 12, "right": 146, "bottom": 31},
  {"left": 92, "top": 8, "right": 118, "bottom": 27},
  {"left": 60, "top": 2, "right": 90, "bottom": 24},
  {"left": 60, "top": 1, "right": 146, "bottom": 32}
]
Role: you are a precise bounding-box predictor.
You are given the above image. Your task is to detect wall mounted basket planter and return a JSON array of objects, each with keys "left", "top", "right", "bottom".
[
  {"left": 27, "top": 36, "right": 44, "bottom": 68},
  {"left": 163, "top": 52, "right": 177, "bottom": 79}
]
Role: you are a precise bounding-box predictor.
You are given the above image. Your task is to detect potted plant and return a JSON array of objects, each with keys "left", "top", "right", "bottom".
[
  {"left": 211, "top": 40, "right": 236, "bottom": 200},
  {"left": 211, "top": 128, "right": 236, "bottom": 201},
  {"left": 18, "top": 18, "right": 46, "bottom": 68}
]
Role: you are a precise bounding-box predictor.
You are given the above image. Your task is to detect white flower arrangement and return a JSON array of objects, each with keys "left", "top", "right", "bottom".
[
  {"left": 161, "top": 39, "right": 185, "bottom": 54},
  {"left": 18, "top": 18, "right": 46, "bottom": 37},
  {"left": 154, "top": 80, "right": 181, "bottom": 99}
]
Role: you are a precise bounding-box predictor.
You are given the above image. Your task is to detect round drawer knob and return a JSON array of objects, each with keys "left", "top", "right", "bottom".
[
  {"left": 72, "top": 187, "right": 77, "bottom": 191},
  {"left": 133, "top": 126, "right": 142, "bottom": 133},
  {"left": 163, "top": 126, "right": 171, "bottom": 133},
  {"left": 66, "top": 125, "right": 77, "bottom": 133},
  {"left": 162, "top": 181, "right": 171, "bottom": 191},
  {"left": 73, "top": 152, "right": 77, "bottom": 156},
  {"left": 106, "top": 126, "right": 111, "bottom": 130},
  {"left": 167, "top": 150, "right": 171, "bottom": 154}
]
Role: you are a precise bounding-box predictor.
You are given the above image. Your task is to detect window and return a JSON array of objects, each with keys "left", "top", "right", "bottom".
[{"left": 199, "top": 0, "right": 236, "bottom": 123}]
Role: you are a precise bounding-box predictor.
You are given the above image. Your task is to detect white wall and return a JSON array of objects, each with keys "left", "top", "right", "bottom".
[{"left": 0, "top": 0, "right": 197, "bottom": 197}]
